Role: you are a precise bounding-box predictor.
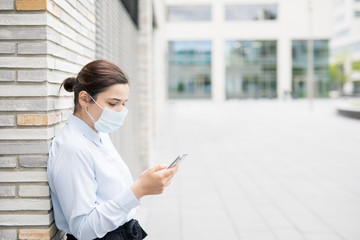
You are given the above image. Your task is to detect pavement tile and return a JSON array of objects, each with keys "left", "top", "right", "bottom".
[
  {"left": 239, "top": 232, "right": 277, "bottom": 240},
  {"left": 136, "top": 100, "right": 360, "bottom": 240},
  {"left": 303, "top": 233, "right": 344, "bottom": 240},
  {"left": 273, "top": 228, "right": 305, "bottom": 240}
]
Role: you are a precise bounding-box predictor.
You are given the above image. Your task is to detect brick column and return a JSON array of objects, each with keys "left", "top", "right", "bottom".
[{"left": 0, "top": 0, "right": 95, "bottom": 239}]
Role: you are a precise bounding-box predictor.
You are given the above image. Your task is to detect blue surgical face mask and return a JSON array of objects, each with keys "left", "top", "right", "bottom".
[{"left": 84, "top": 94, "right": 128, "bottom": 133}]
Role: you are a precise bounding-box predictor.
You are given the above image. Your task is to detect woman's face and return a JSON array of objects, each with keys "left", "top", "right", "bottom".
[{"left": 86, "top": 83, "right": 129, "bottom": 122}]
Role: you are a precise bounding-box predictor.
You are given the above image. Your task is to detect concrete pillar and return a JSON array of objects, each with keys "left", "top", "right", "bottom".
[
  {"left": 211, "top": 1, "right": 226, "bottom": 101},
  {"left": 277, "top": 37, "right": 292, "bottom": 99}
]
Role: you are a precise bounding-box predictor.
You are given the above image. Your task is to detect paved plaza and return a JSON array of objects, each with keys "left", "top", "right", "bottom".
[{"left": 136, "top": 99, "right": 360, "bottom": 240}]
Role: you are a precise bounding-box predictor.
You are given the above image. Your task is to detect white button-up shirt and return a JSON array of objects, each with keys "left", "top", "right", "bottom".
[{"left": 47, "top": 114, "right": 140, "bottom": 240}]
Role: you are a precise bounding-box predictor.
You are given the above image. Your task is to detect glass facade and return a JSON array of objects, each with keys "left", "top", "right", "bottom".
[
  {"left": 334, "top": 29, "right": 349, "bottom": 39},
  {"left": 332, "top": 41, "right": 360, "bottom": 56},
  {"left": 225, "top": 4, "right": 277, "bottom": 21},
  {"left": 292, "top": 40, "right": 330, "bottom": 98},
  {"left": 225, "top": 40, "right": 277, "bottom": 99},
  {"left": 167, "top": 5, "right": 211, "bottom": 21},
  {"left": 168, "top": 41, "right": 212, "bottom": 99},
  {"left": 335, "top": 0, "right": 345, "bottom": 8},
  {"left": 335, "top": 14, "right": 345, "bottom": 23}
]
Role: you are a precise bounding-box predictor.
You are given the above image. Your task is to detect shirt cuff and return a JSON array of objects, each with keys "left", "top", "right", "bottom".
[{"left": 114, "top": 187, "right": 141, "bottom": 212}]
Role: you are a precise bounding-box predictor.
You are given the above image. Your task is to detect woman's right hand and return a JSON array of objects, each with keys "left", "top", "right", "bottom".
[{"left": 131, "top": 164, "right": 179, "bottom": 200}]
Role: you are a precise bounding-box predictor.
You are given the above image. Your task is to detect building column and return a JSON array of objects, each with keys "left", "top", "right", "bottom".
[
  {"left": 277, "top": 37, "right": 292, "bottom": 99},
  {"left": 211, "top": 1, "right": 226, "bottom": 101}
]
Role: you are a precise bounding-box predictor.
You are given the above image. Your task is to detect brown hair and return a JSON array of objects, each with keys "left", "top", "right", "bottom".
[{"left": 60, "top": 60, "right": 129, "bottom": 112}]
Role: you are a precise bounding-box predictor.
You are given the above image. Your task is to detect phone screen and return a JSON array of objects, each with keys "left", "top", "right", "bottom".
[{"left": 167, "top": 154, "right": 188, "bottom": 169}]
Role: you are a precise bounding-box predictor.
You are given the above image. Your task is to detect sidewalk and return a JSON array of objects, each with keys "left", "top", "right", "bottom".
[{"left": 136, "top": 99, "right": 360, "bottom": 240}]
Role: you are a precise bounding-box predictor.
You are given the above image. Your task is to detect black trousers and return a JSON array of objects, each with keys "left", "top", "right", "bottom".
[{"left": 66, "top": 219, "right": 147, "bottom": 240}]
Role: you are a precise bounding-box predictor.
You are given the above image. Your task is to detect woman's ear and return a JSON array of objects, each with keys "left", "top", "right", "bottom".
[{"left": 78, "top": 91, "right": 89, "bottom": 108}]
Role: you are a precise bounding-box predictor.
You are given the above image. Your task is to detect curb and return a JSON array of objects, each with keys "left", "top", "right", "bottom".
[{"left": 337, "top": 106, "right": 360, "bottom": 119}]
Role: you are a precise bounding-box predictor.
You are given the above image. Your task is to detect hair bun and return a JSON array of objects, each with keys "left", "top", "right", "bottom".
[{"left": 62, "top": 77, "right": 76, "bottom": 92}]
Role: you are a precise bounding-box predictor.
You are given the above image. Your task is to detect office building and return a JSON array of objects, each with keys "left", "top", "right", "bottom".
[
  {"left": 331, "top": 0, "right": 360, "bottom": 94},
  {"left": 163, "top": 0, "right": 333, "bottom": 100}
]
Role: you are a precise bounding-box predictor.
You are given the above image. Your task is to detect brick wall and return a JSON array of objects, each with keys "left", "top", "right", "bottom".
[
  {"left": 0, "top": 0, "right": 96, "bottom": 239},
  {"left": 0, "top": 0, "right": 157, "bottom": 238},
  {"left": 95, "top": 0, "right": 143, "bottom": 176},
  {"left": 95, "top": 0, "right": 155, "bottom": 177},
  {"left": 138, "top": 0, "right": 155, "bottom": 169}
]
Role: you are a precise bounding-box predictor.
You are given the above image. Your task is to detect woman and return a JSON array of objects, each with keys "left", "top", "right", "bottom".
[{"left": 47, "top": 60, "right": 178, "bottom": 240}]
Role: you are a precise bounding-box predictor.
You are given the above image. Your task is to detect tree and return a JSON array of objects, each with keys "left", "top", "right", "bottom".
[{"left": 329, "top": 63, "right": 347, "bottom": 93}]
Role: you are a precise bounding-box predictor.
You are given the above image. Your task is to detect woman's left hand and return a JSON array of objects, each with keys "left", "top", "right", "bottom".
[{"left": 131, "top": 164, "right": 179, "bottom": 199}]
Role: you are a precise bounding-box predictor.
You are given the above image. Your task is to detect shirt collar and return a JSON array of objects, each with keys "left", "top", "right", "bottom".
[{"left": 67, "top": 114, "right": 103, "bottom": 147}]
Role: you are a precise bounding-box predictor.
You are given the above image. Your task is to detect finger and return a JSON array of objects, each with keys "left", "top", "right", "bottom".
[
  {"left": 150, "top": 164, "right": 168, "bottom": 172},
  {"left": 165, "top": 179, "right": 172, "bottom": 187},
  {"left": 166, "top": 165, "right": 178, "bottom": 176},
  {"left": 172, "top": 164, "right": 179, "bottom": 173},
  {"left": 161, "top": 168, "right": 175, "bottom": 177},
  {"left": 163, "top": 173, "right": 177, "bottom": 184}
]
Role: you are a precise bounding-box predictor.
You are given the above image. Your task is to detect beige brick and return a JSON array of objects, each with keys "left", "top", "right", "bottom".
[
  {"left": 19, "top": 224, "right": 59, "bottom": 240},
  {"left": 17, "top": 114, "right": 47, "bottom": 126},
  {"left": 47, "top": 112, "right": 62, "bottom": 125},
  {"left": 17, "top": 113, "right": 61, "bottom": 126},
  {"left": 18, "top": 228, "right": 50, "bottom": 240},
  {"left": 16, "top": 0, "right": 46, "bottom": 10}
]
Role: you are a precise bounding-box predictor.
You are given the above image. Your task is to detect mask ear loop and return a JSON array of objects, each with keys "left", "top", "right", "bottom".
[
  {"left": 83, "top": 92, "right": 100, "bottom": 124},
  {"left": 84, "top": 106, "right": 95, "bottom": 123},
  {"left": 87, "top": 93, "right": 104, "bottom": 110}
]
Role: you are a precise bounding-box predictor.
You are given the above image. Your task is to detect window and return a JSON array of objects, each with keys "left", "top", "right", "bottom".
[
  {"left": 225, "top": 40, "right": 277, "bottom": 99},
  {"left": 292, "top": 40, "right": 330, "bottom": 98},
  {"left": 332, "top": 41, "right": 360, "bottom": 56},
  {"left": 335, "top": 0, "right": 345, "bottom": 8},
  {"left": 334, "top": 29, "right": 349, "bottom": 39},
  {"left": 167, "top": 5, "right": 211, "bottom": 21},
  {"left": 168, "top": 41, "right": 212, "bottom": 99},
  {"left": 335, "top": 14, "right": 345, "bottom": 23},
  {"left": 353, "top": 41, "right": 360, "bottom": 52},
  {"left": 225, "top": 4, "right": 277, "bottom": 21}
]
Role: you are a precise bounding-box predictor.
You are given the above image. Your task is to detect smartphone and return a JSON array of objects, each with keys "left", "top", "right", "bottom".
[{"left": 167, "top": 154, "right": 188, "bottom": 169}]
